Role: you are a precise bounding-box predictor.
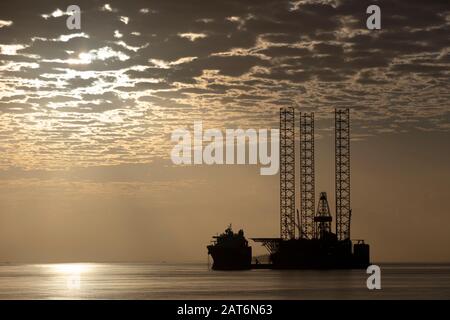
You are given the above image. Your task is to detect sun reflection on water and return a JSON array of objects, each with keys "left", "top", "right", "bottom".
[
  {"left": 50, "top": 263, "right": 92, "bottom": 274},
  {"left": 46, "top": 263, "right": 94, "bottom": 291}
]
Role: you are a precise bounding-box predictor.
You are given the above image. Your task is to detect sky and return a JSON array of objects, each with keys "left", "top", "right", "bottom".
[{"left": 0, "top": 0, "right": 449, "bottom": 263}]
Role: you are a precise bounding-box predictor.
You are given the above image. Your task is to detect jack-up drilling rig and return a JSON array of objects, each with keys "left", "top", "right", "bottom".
[{"left": 252, "top": 107, "right": 370, "bottom": 269}]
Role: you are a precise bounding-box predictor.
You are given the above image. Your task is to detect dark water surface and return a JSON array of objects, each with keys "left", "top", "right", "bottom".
[{"left": 0, "top": 263, "right": 448, "bottom": 299}]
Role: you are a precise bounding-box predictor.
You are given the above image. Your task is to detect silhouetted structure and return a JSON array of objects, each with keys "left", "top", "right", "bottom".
[
  {"left": 280, "top": 107, "right": 296, "bottom": 240},
  {"left": 335, "top": 108, "right": 351, "bottom": 241},
  {"left": 208, "top": 108, "right": 370, "bottom": 270},
  {"left": 299, "top": 112, "right": 315, "bottom": 239},
  {"left": 252, "top": 108, "right": 370, "bottom": 269},
  {"left": 207, "top": 225, "right": 252, "bottom": 270},
  {"left": 315, "top": 192, "right": 332, "bottom": 240}
]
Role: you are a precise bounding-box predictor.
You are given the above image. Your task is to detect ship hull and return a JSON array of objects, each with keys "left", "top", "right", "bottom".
[
  {"left": 207, "top": 246, "right": 252, "bottom": 270},
  {"left": 270, "top": 239, "right": 370, "bottom": 269}
]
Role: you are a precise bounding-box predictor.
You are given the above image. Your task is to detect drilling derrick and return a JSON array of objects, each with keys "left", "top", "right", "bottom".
[
  {"left": 335, "top": 108, "right": 351, "bottom": 241},
  {"left": 299, "top": 113, "right": 315, "bottom": 239},
  {"left": 314, "top": 192, "right": 332, "bottom": 240},
  {"left": 280, "top": 107, "right": 296, "bottom": 240}
]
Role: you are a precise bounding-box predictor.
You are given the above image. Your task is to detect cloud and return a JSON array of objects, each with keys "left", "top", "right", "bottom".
[
  {"left": 0, "top": 102, "right": 36, "bottom": 114},
  {"left": 0, "top": 44, "right": 27, "bottom": 55},
  {"left": 41, "top": 8, "right": 67, "bottom": 19},
  {"left": 0, "top": 0, "right": 448, "bottom": 171},
  {"left": 120, "top": 16, "right": 129, "bottom": 24},
  {"left": 178, "top": 33, "right": 207, "bottom": 41},
  {"left": 32, "top": 33, "right": 90, "bottom": 42},
  {"left": 100, "top": 4, "right": 116, "bottom": 12},
  {"left": 114, "top": 30, "right": 123, "bottom": 38},
  {"left": 0, "top": 20, "right": 13, "bottom": 28}
]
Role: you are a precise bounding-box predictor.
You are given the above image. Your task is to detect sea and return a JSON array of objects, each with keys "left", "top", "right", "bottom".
[{"left": 0, "top": 263, "right": 449, "bottom": 299}]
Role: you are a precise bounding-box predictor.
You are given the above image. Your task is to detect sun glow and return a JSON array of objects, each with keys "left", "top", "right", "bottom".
[{"left": 78, "top": 52, "right": 93, "bottom": 64}]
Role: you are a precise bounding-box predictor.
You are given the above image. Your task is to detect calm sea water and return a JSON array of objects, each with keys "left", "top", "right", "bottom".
[{"left": 0, "top": 263, "right": 449, "bottom": 299}]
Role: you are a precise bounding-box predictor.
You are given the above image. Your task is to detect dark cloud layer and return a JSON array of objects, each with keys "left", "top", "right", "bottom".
[{"left": 0, "top": 0, "right": 449, "bottom": 169}]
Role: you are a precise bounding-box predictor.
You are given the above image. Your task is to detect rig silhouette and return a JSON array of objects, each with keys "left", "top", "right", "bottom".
[{"left": 208, "top": 108, "right": 370, "bottom": 270}]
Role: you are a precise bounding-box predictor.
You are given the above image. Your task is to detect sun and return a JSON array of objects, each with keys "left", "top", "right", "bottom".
[{"left": 77, "top": 52, "right": 93, "bottom": 64}]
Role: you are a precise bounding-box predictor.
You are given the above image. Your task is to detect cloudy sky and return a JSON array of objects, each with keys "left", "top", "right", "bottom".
[{"left": 0, "top": 0, "right": 449, "bottom": 263}]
